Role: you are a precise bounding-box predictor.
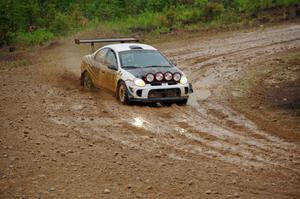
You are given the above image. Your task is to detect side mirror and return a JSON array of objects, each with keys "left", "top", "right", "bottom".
[{"left": 108, "top": 64, "right": 117, "bottom": 71}]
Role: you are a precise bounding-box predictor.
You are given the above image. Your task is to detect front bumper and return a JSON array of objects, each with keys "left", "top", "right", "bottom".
[
  {"left": 125, "top": 81, "right": 193, "bottom": 102},
  {"left": 130, "top": 96, "right": 188, "bottom": 102}
]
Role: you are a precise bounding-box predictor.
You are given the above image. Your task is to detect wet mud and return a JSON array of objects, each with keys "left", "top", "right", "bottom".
[{"left": 1, "top": 24, "right": 300, "bottom": 198}]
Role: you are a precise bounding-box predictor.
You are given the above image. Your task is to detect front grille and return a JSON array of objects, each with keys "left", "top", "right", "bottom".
[
  {"left": 150, "top": 81, "right": 178, "bottom": 86},
  {"left": 148, "top": 88, "right": 181, "bottom": 99},
  {"left": 150, "top": 82, "right": 162, "bottom": 86}
]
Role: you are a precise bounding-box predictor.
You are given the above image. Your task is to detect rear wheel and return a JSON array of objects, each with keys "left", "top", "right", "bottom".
[
  {"left": 117, "top": 81, "right": 130, "bottom": 105},
  {"left": 82, "top": 72, "right": 94, "bottom": 90}
]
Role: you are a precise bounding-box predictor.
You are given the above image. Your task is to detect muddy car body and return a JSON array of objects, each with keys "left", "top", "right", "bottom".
[{"left": 76, "top": 38, "right": 193, "bottom": 105}]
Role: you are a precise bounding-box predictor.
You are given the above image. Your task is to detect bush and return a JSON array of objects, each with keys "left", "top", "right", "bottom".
[
  {"left": 174, "top": 6, "right": 202, "bottom": 25},
  {"left": 194, "top": 0, "right": 208, "bottom": 8},
  {"left": 232, "top": 0, "right": 254, "bottom": 12},
  {"left": 87, "top": 18, "right": 100, "bottom": 29},
  {"left": 165, "top": 7, "right": 177, "bottom": 27},
  {"left": 49, "top": 13, "right": 71, "bottom": 36},
  {"left": 3, "top": 0, "right": 299, "bottom": 47},
  {"left": 274, "top": 0, "right": 300, "bottom": 6},
  {"left": 203, "top": 2, "right": 225, "bottom": 21},
  {"left": 125, "top": 11, "right": 168, "bottom": 32},
  {"left": 231, "top": 0, "right": 298, "bottom": 12},
  {"left": 217, "top": 10, "right": 244, "bottom": 24},
  {"left": 16, "top": 29, "right": 54, "bottom": 45}
]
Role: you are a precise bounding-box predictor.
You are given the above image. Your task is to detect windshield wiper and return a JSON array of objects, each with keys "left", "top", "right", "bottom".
[
  {"left": 144, "top": 65, "right": 171, "bottom": 68},
  {"left": 122, "top": 66, "right": 140, "bottom": 69}
]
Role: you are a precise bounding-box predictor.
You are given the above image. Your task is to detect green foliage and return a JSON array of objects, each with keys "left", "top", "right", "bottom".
[
  {"left": 175, "top": 6, "right": 202, "bottom": 25},
  {"left": 49, "top": 13, "right": 71, "bottom": 36},
  {"left": 16, "top": 29, "right": 54, "bottom": 45},
  {"left": 232, "top": 0, "right": 255, "bottom": 12},
  {"left": 0, "top": 0, "right": 299, "bottom": 46},
  {"left": 0, "top": 2, "right": 11, "bottom": 46},
  {"left": 203, "top": 2, "right": 225, "bottom": 21},
  {"left": 108, "top": 6, "right": 204, "bottom": 34},
  {"left": 194, "top": 0, "right": 209, "bottom": 8},
  {"left": 274, "top": 0, "right": 300, "bottom": 6},
  {"left": 232, "top": 0, "right": 299, "bottom": 12},
  {"left": 87, "top": 18, "right": 100, "bottom": 29},
  {"left": 111, "top": 11, "right": 169, "bottom": 32}
]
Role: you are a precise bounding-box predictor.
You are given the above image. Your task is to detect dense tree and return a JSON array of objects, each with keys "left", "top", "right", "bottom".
[{"left": 0, "top": 0, "right": 298, "bottom": 46}]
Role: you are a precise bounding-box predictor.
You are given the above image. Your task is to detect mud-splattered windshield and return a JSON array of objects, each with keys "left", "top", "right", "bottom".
[{"left": 119, "top": 50, "right": 172, "bottom": 69}]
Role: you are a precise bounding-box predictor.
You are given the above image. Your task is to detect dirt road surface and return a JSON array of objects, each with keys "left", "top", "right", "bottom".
[{"left": 1, "top": 23, "right": 300, "bottom": 198}]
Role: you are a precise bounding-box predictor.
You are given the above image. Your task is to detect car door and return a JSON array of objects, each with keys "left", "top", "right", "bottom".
[
  {"left": 92, "top": 48, "right": 109, "bottom": 87},
  {"left": 98, "top": 49, "right": 118, "bottom": 91}
]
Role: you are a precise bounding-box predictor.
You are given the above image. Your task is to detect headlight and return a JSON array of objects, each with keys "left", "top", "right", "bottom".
[
  {"left": 164, "top": 72, "right": 172, "bottom": 81},
  {"left": 173, "top": 72, "right": 181, "bottom": 82},
  {"left": 180, "top": 76, "right": 188, "bottom": 84},
  {"left": 146, "top": 73, "right": 154, "bottom": 82},
  {"left": 155, "top": 72, "right": 164, "bottom": 81},
  {"left": 134, "top": 78, "right": 145, "bottom": 87}
]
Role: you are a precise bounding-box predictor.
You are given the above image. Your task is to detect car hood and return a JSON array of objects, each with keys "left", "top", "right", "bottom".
[{"left": 124, "top": 66, "right": 181, "bottom": 79}]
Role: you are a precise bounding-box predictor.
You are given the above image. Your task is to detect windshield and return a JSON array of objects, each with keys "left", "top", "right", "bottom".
[{"left": 119, "top": 50, "right": 172, "bottom": 69}]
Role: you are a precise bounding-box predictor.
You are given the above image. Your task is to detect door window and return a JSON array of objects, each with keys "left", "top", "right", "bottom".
[
  {"left": 105, "top": 50, "right": 118, "bottom": 69},
  {"left": 94, "top": 48, "right": 108, "bottom": 64}
]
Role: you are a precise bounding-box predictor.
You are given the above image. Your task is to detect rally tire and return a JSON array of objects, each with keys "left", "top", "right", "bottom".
[
  {"left": 117, "top": 81, "right": 130, "bottom": 105},
  {"left": 82, "top": 72, "right": 94, "bottom": 90}
]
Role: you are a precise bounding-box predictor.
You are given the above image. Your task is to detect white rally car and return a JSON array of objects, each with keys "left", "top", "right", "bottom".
[{"left": 75, "top": 38, "right": 193, "bottom": 105}]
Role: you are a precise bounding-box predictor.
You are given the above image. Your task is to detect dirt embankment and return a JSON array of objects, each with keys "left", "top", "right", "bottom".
[
  {"left": 229, "top": 50, "right": 300, "bottom": 143},
  {"left": 0, "top": 23, "right": 300, "bottom": 198}
]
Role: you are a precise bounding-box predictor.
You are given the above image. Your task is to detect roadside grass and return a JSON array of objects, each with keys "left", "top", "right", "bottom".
[
  {"left": 0, "top": 52, "right": 52, "bottom": 71},
  {"left": 73, "top": 3, "right": 298, "bottom": 39},
  {"left": 0, "top": 59, "right": 33, "bottom": 71},
  {"left": 8, "top": 2, "right": 298, "bottom": 47},
  {"left": 105, "top": 7, "right": 246, "bottom": 34},
  {"left": 16, "top": 29, "right": 54, "bottom": 46}
]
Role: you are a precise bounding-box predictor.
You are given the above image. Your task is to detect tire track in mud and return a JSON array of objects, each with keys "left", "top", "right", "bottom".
[
  {"left": 100, "top": 101, "right": 299, "bottom": 171},
  {"left": 169, "top": 25, "right": 300, "bottom": 170},
  {"left": 164, "top": 25, "right": 300, "bottom": 59},
  {"left": 47, "top": 24, "right": 300, "bottom": 172}
]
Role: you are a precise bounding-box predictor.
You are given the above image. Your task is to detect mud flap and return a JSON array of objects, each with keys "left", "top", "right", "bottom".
[{"left": 189, "top": 83, "right": 194, "bottom": 93}]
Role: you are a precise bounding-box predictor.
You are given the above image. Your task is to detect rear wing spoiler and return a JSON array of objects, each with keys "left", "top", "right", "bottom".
[{"left": 74, "top": 38, "right": 139, "bottom": 52}]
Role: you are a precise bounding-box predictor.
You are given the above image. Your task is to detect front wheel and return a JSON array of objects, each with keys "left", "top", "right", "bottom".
[
  {"left": 82, "top": 72, "right": 94, "bottom": 90},
  {"left": 116, "top": 82, "right": 130, "bottom": 105}
]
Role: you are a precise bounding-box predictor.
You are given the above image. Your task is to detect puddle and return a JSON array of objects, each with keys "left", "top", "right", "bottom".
[{"left": 130, "top": 117, "right": 145, "bottom": 128}]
